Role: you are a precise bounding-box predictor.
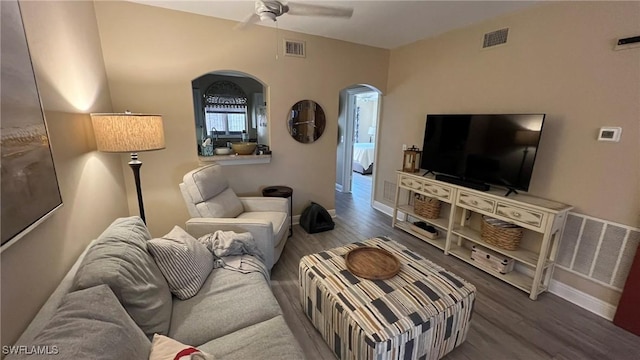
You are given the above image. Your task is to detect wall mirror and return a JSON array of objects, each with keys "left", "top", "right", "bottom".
[{"left": 287, "top": 100, "right": 326, "bottom": 143}]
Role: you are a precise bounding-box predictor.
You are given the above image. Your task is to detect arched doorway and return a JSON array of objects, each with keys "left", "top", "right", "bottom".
[{"left": 336, "top": 85, "right": 382, "bottom": 206}]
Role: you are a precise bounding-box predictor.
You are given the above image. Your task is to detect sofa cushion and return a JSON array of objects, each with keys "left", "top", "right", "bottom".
[
  {"left": 196, "top": 188, "right": 244, "bottom": 218},
  {"left": 183, "top": 164, "right": 229, "bottom": 203},
  {"left": 168, "top": 268, "right": 282, "bottom": 346},
  {"left": 197, "top": 316, "right": 304, "bottom": 359},
  {"left": 5, "top": 285, "right": 150, "bottom": 360},
  {"left": 236, "top": 211, "right": 287, "bottom": 247},
  {"left": 149, "top": 334, "right": 214, "bottom": 360},
  {"left": 72, "top": 216, "right": 172, "bottom": 337},
  {"left": 148, "top": 226, "right": 214, "bottom": 300},
  {"left": 184, "top": 165, "right": 243, "bottom": 218}
]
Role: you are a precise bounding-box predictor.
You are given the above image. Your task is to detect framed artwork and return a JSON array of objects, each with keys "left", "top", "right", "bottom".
[{"left": 1, "top": 0, "right": 62, "bottom": 249}]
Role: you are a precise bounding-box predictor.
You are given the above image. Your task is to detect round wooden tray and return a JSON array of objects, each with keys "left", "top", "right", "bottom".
[{"left": 345, "top": 247, "right": 401, "bottom": 280}]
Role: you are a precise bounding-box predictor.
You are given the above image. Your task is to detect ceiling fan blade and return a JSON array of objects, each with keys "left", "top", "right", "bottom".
[
  {"left": 285, "top": 2, "right": 354, "bottom": 18},
  {"left": 234, "top": 13, "right": 261, "bottom": 30}
]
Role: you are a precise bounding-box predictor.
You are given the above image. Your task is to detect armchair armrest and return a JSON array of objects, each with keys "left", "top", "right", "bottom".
[
  {"left": 185, "top": 218, "right": 275, "bottom": 270},
  {"left": 240, "top": 197, "right": 288, "bottom": 214}
]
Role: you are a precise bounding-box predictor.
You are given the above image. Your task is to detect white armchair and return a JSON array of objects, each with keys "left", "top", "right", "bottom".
[{"left": 179, "top": 164, "right": 290, "bottom": 270}]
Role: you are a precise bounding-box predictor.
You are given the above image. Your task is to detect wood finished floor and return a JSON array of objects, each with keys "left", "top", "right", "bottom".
[{"left": 270, "top": 173, "right": 640, "bottom": 360}]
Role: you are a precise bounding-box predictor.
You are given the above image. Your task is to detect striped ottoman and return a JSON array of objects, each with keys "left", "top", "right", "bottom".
[{"left": 299, "top": 237, "right": 476, "bottom": 360}]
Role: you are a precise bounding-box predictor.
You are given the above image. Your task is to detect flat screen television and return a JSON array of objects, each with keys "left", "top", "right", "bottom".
[{"left": 421, "top": 114, "right": 545, "bottom": 194}]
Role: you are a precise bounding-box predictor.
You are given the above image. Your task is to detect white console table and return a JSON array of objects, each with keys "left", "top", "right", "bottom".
[{"left": 392, "top": 171, "right": 572, "bottom": 300}]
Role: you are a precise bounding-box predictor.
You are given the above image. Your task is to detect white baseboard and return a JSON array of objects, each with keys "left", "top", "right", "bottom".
[
  {"left": 372, "top": 201, "right": 393, "bottom": 216},
  {"left": 373, "top": 201, "right": 405, "bottom": 220},
  {"left": 548, "top": 279, "right": 617, "bottom": 320},
  {"left": 292, "top": 209, "right": 336, "bottom": 225},
  {"left": 514, "top": 264, "right": 616, "bottom": 320},
  {"left": 335, "top": 183, "right": 343, "bottom": 192}
]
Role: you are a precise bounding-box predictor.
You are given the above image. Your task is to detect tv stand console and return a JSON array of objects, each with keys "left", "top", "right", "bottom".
[{"left": 392, "top": 171, "right": 572, "bottom": 300}]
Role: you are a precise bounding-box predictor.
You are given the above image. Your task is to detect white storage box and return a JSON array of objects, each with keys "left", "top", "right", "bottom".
[{"left": 471, "top": 245, "right": 515, "bottom": 274}]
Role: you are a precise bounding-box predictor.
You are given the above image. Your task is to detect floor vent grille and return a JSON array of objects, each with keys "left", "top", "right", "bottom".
[{"left": 556, "top": 213, "right": 640, "bottom": 290}]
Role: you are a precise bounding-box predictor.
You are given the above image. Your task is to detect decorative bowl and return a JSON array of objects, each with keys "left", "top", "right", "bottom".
[
  {"left": 231, "top": 142, "right": 257, "bottom": 155},
  {"left": 214, "top": 147, "right": 232, "bottom": 155}
]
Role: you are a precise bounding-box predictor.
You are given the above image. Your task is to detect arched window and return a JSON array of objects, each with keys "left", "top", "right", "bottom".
[{"left": 203, "top": 80, "right": 248, "bottom": 136}]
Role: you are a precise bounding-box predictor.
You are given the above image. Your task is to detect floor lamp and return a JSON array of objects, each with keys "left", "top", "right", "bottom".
[{"left": 90, "top": 112, "right": 165, "bottom": 224}]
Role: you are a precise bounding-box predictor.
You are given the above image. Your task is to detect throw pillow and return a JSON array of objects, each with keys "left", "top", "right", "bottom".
[
  {"left": 149, "top": 334, "right": 214, "bottom": 360},
  {"left": 71, "top": 216, "right": 173, "bottom": 338},
  {"left": 148, "top": 226, "right": 214, "bottom": 300},
  {"left": 5, "top": 285, "right": 150, "bottom": 360}
]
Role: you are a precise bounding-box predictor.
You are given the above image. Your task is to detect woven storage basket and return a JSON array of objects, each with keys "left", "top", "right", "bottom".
[
  {"left": 414, "top": 194, "right": 441, "bottom": 219},
  {"left": 480, "top": 216, "right": 523, "bottom": 250}
]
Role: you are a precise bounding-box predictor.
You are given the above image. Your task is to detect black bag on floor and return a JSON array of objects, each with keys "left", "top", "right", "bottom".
[{"left": 300, "top": 202, "right": 335, "bottom": 234}]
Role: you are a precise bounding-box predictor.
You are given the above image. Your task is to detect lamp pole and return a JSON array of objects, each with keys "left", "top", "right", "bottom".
[{"left": 129, "top": 153, "right": 145, "bottom": 223}]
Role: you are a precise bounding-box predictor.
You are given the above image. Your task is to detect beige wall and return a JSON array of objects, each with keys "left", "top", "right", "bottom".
[
  {"left": 1, "top": 1, "right": 129, "bottom": 346},
  {"left": 376, "top": 2, "right": 640, "bottom": 305},
  {"left": 93, "top": 1, "right": 389, "bottom": 237}
]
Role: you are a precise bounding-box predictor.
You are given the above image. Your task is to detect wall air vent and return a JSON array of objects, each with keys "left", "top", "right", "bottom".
[
  {"left": 383, "top": 181, "right": 396, "bottom": 202},
  {"left": 483, "top": 28, "right": 509, "bottom": 48},
  {"left": 284, "top": 39, "right": 306, "bottom": 58},
  {"left": 614, "top": 35, "right": 640, "bottom": 51}
]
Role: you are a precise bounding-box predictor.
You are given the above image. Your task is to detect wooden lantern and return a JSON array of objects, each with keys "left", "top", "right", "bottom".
[{"left": 403, "top": 146, "right": 421, "bottom": 173}]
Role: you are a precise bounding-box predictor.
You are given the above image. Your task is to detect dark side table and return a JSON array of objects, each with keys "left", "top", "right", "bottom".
[{"left": 262, "top": 186, "right": 293, "bottom": 238}]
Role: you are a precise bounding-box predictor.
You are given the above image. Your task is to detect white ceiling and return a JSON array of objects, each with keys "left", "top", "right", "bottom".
[{"left": 127, "top": 1, "right": 538, "bottom": 49}]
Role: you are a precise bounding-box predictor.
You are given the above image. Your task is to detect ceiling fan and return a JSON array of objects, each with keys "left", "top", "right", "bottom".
[{"left": 235, "top": 0, "right": 354, "bottom": 29}]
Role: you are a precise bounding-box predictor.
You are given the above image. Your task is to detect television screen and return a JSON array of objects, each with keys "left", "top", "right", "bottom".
[{"left": 421, "top": 114, "right": 545, "bottom": 192}]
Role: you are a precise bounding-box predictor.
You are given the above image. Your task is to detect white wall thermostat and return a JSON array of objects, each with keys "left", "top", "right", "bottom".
[{"left": 598, "top": 127, "right": 622, "bottom": 142}]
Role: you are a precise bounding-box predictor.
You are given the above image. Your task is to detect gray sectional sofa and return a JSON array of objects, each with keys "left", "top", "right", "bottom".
[{"left": 9, "top": 216, "right": 304, "bottom": 359}]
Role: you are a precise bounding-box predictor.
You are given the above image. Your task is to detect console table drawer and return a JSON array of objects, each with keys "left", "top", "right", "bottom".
[
  {"left": 421, "top": 183, "right": 452, "bottom": 201},
  {"left": 496, "top": 203, "right": 545, "bottom": 229},
  {"left": 399, "top": 175, "right": 422, "bottom": 191},
  {"left": 458, "top": 192, "right": 495, "bottom": 213}
]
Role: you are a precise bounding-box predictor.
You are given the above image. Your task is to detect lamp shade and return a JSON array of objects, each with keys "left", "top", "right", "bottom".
[{"left": 90, "top": 113, "right": 165, "bottom": 152}]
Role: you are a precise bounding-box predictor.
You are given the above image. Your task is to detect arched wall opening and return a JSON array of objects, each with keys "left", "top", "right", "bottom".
[{"left": 191, "top": 70, "right": 269, "bottom": 156}]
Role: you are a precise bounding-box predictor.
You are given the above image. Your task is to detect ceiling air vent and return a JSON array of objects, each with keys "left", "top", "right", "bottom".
[
  {"left": 483, "top": 28, "right": 509, "bottom": 48},
  {"left": 284, "top": 39, "right": 306, "bottom": 58}
]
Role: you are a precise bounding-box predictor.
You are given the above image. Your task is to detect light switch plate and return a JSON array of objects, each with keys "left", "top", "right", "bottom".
[{"left": 598, "top": 127, "right": 622, "bottom": 142}]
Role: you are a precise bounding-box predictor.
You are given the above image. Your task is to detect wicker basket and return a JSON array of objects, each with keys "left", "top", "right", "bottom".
[
  {"left": 414, "top": 194, "right": 441, "bottom": 219},
  {"left": 480, "top": 216, "right": 523, "bottom": 250}
]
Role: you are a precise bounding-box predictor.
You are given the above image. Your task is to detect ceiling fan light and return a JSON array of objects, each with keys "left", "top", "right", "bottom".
[{"left": 259, "top": 12, "right": 277, "bottom": 21}]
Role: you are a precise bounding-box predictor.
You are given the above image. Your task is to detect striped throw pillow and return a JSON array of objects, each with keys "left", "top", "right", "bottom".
[{"left": 148, "top": 226, "right": 214, "bottom": 300}]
